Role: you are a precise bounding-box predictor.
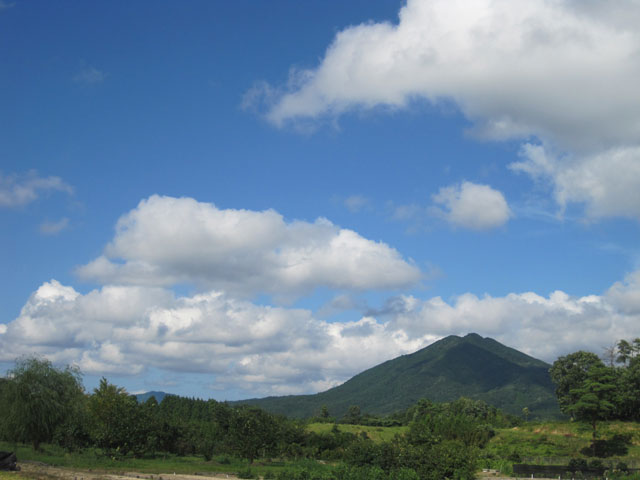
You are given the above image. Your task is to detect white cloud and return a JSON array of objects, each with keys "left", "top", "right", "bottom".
[
  {"left": 605, "top": 270, "right": 640, "bottom": 315},
  {"left": 39, "top": 217, "right": 70, "bottom": 235},
  {"left": 76, "top": 195, "right": 421, "bottom": 298},
  {"left": 73, "top": 67, "right": 106, "bottom": 85},
  {"left": 262, "top": 0, "right": 640, "bottom": 149},
  {"left": 0, "top": 171, "right": 73, "bottom": 208},
  {"left": 0, "top": 280, "right": 420, "bottom": 395},
  {"left": 383, "top": 291, "right": 616, "bottom": 361},
  {"left": 512, "top": 144, "right": 640, "bottom": 220},
  {"left": 253, "top": 0, "right": 640, "bottom": 221},
  {"left": 2, "top": 274, "right": 639, "bottom": 397},
  {"left": 431, "top": 181, "right": 511, "bottom": 230}
]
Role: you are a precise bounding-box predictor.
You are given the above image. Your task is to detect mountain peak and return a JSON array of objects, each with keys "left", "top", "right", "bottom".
[{"left": 238, "top": 334, "right": 560, "bottom": 419}]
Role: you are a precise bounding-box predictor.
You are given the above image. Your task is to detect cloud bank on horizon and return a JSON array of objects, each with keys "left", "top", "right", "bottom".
[
  {"left": 252, "top": 0, "right": 640, "bottom": 222},
  {"left": 2, "top": 195, "right": 640, "bottom": 397}
]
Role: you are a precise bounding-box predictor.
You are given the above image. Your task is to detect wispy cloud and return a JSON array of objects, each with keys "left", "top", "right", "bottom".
[
  {"left": 0, "top": 1, "right": 15, "bottom": 11},
  {"left": 0, "top": 171, "right": 73, "bottom": 208},
  {"left": 344, "top": 194, "right": 370, "bottom": 213},
  {"left": 39, "top": 217, "right": 70, "bottom": 236},
  {"left": 73, "top": 66, "right": 106, "bottom": 85}
]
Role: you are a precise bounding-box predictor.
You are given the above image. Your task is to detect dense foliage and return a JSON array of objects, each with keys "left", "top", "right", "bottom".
[
  {"left": 550, "top": 339, "right": 640, "bottom": 454},
  {"left": 2, "top": 349, "right": 640, "bottom": 479},
  {"left": 0, "top": 356, "right": 524, "bottom": 479},
  {"left": 0, "top": 356, "right": 84, "bottom": 450}
]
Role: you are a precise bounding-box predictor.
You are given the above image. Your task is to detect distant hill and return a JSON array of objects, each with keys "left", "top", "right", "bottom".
[
  {"left": 135, "top": 390, "right": 169, "bottom": 403},
  {"left": 236, "top": 333, "right": 561, "bottom": 419}
]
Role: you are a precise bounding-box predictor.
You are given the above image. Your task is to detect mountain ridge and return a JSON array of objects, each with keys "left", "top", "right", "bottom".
[{"left": 235, "top": 333, "right": 561, "bottom": 419}]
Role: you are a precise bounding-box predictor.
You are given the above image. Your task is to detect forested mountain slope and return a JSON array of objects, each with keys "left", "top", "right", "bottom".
[{"left": 237, "top": 333, "right": 561, "bottom": 419}]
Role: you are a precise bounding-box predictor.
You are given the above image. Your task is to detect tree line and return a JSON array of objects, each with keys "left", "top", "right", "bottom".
[{"left": 0, "top": 356, "right": 520, "bottom": 480}]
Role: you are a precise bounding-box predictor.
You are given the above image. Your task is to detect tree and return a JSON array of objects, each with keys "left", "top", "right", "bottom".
[
  {"left": 0, "top": 356, "right": 84, "bottom": 450},
  {"left": 617, "top": 356, "right": 640, "bottom": 421},
  {"left": 344, "top": 405, "right": 362, "bottom": 424},
  {"left": 549, "top": 351, "right": 604, "bottom": 416},
  {"left": 228, "top": 406, "right": 279, "bottom": 463},
  {"left": 522, "top": 407, "right": 530, "bottom": 421},
  {"left": 88, "top": 378, "right": 147, "bottom": 457},
  {"left": 616, "top": 340, "right": 633, "bottom": 366},
  {"left": 568, "top": 365, "right": 616, "bottom": 455},
  {"left": 602, "top": 343, "right": 617, "bottom": 367}
]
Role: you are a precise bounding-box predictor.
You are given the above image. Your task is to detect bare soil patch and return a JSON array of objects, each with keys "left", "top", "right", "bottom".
[{"left": 15, "top": 463, "right": 238, "bottom": 480}]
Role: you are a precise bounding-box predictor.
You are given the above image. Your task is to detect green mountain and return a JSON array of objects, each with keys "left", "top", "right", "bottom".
[{"left": 237, "top": 333, "right": 561, "bottom": 419}]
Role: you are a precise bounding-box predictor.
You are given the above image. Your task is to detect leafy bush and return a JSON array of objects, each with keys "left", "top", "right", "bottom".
[
  {"left": 237, "top": 467, "right": 257, "bottom": 479},
  {"left": 568, "top": 458, "right": 588, "bottom": 471}
]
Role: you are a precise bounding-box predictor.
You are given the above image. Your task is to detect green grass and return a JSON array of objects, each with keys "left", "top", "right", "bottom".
[
  {"left": 0, "top": 442, "right": 245, "bottom": 474},
  {"left": 0, "top": 442, "right": 336, "bottom": 479},
  {"left": 482, "top": 420, "right": 640, "bottom": 472},
  {"left": 306, "top": 423, "right": 408, "bottom": 442}
]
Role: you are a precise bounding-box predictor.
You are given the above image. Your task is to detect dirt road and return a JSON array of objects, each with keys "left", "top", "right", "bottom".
[{"left": 15, "top": 463, "right": 239, "bottom": 480}]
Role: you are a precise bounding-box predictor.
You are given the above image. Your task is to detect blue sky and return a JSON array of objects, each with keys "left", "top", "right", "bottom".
[{"left": 2, "top": 0, "right": 640, "bottom": 400}]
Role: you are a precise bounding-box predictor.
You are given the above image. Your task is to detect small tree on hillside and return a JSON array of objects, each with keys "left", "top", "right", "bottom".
[
  {"left": 550, "top": 351, "right": 604, "bottom": 417},
  {"left": 568, "top": 366, "right": 617, "bottom": 456},
  {"left": 344, "top": 405, "right": 362, "bottom": 424}
]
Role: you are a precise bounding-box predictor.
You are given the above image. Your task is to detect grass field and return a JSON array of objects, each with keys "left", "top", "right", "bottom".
[
  {"left": 482, "top": 421, "right": 640, "bottom": 472},
  {"left": 0, "top": 442, "right": 333, "bottom": 479},
  {"left": 305, "top": 423, "right": 408, "bottom": 443}
]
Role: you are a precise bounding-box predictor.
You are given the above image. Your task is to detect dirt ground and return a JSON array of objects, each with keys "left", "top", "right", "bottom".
[
  {"left": 12, "top": 463, "right": 239, "bottom": 480},
  {"left": 9, "top": 463, "right": 564, "bottom": 480}
]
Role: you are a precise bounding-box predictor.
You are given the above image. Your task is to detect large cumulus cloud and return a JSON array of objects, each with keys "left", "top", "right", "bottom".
[
  {"left": 76, "top": 195, "right": 422, "bottom": 298},
  {"left": 252, "top": 0, "right": 640, "bottom": 220},
  {"left": 0, "top": 280, "right": 423, "bottom": 396}
]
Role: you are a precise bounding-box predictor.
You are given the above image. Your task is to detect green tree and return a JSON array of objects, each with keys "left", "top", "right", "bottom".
[
  {"left": 549, "top": 351, "right": 604, "bottom": 416},
  {"left": 617, "top": 356, "right": 640, "bottom": 421},
  {"left": 344, "top": 405, "right": 362, "bottom": 425},
  {"left": 0, "top": 356, "right": 85, "bottom": 450},
  {"left": 617, "top": 340, "right": 633, "bottom": 365},
  {"left": 88, "top": 377, "right": 145, "bottom": 457},
  {"left": 568, "top": 365, "right": 617, "bottom": 454},
  {"left": 228, "top": 406, "right": 279, "bottom": 463}
]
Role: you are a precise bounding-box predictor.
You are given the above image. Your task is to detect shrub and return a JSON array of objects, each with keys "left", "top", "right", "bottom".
[{"left": 237, "top": 467, "right": 257, "bottom": 479}]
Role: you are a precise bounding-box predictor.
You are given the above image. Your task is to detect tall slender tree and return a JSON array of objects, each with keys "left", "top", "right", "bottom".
[{"left": 616, "top": 340, "right": 633, "bottom": 365}]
